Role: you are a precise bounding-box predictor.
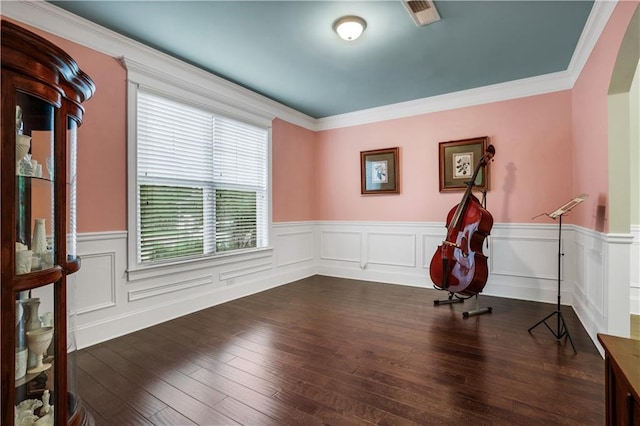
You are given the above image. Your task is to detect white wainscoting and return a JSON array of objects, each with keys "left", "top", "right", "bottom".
[
  {"left": 631, "top": 225, "right": 640, "bottom": 315},
  {"left": 571, "top": 227, "right": 608, "bottom": 346},
  {"left": 316, "top": 221, "right": 571, "bottom": 303},
  {"left": 73, "top": 221, "right": 633, "bottom": 350}
]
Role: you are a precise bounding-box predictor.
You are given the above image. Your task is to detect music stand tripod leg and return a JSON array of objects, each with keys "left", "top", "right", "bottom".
[
  {"left": 528, "top": 310, "right": 557, "bottom": 332},
  {"left": 527, "top": 308, "right": 577, "bottom": 353},
  {"left": 557, "top": 310, "right": 577, "bottom": 353},
  {"left": 527, "top": 214, "right": 577, "bottom": 353}
]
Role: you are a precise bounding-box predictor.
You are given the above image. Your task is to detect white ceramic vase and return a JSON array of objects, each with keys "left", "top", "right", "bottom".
[
  {"left": 24, "top": 298, "right": 41, "bottom": 332},
  {"left": 15, "top": 300, "right": 23, "bottom": 325},
  {"left": 15, "top": 300, "right": 27, "bottom": 379},
  {"left": 16, "top": 134, "right": 31, "bottom": 165},
  {"left": 32, "top": 219, "right": 47, "bottom": 256},
  {"left": 23, "top": 298, "right": 42, "bottom": 369},
  {"left": 25, "top": 327, "right": 54, "bottom": 374},
  {"left": 15, "top": 249, "right": 33, "bottom": 275},
  {"left": 15, "top": 348, "right": 28, "bottom": 380}
]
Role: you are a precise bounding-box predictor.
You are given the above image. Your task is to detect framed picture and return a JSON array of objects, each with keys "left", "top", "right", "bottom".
[
  {"left": 360, "top": 147, "right": 399, "bottom": 194},
  {"left": 438, "top": 136, "right": 490, "bottom": 192}
]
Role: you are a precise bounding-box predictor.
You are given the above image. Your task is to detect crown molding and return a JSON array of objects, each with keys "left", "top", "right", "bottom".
[
  {"left": 315, "top": 71, "right": 573, "bottom": 131},
  {"left": 122, "top": 56, "right": 275, "bottom": 129},
  {"left": 567, "top": 0, "right": 618, "bottom": 87},
  {"left": 0, "top": 0, "right": 317, "bottom": 131},
  {"left": 1, "top": 0, "right": 619, "bottom": 132}
]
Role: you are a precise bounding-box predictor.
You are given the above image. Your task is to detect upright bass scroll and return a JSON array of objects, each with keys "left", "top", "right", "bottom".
[{"left": 429, "top": 144, "right": 495, "bottom": 297}]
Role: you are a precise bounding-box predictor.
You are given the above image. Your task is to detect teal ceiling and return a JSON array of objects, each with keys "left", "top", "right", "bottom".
[{"left": 49, "top": 1, "right": 594, "bottom": 118}]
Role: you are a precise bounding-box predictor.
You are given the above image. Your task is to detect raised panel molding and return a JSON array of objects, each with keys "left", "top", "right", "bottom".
[
  {"left": 275, "top": 230, "right": 314, "bottom": 267},
  {"left": 489, "top": 236, "right": 560, "bottom": 280},
  {"left": 586, "top": 244, "right": 605, "bottom": 317},
  {"left": 421, "top": 233, "right": 445, "bottom": 269},
  {"left": 219, "top": 261, "right": 273, "bottom": 282},
  {"left": 128, "top": 276, "right": 214, "bottom": 302},
  {"left": 631, "top": 225, "right": 640, "bottom": 315},
  {"left": 632, "top": 287, "right": 640, "bottom": 315},
  {"left": 367, "top": 232, "right": 416, "bottom": 267},
  {"left": 574, "top": 240, "right": 586, "bottom": 294},
  {"left": 320, "top": 231, "right": 361, "bottom": 262},
  {"left": 74, "top": 251, "right": 117, "bottom": 315}
]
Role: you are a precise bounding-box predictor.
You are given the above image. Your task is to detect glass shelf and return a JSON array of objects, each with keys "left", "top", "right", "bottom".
[
  {"left": 15, "top": 358, "right": 53, "bottom": 388},
  {"left": 14, "top": 92, "right": 56, "bottom": 282},
  {"left": 16, "top": 175, "right": 53, "bottom": 182}
]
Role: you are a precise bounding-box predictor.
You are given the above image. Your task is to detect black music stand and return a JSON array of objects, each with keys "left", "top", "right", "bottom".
[{"left": 528, "top": 194, "right": 588, "bottom": 353}]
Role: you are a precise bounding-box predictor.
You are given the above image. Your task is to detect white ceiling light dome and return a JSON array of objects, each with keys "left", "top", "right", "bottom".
[{"left": 333, "top": 16, "right": 367, "bottom": 41}]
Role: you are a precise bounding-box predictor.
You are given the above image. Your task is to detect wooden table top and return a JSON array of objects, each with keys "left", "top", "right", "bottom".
[{"left": 598, "top": 333, "right": 640, "bottom": 400}]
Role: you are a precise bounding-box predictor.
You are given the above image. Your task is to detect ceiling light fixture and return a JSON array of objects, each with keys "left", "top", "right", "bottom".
[{"left": 333, "top": 15, "right": 367, "bottom": 41}]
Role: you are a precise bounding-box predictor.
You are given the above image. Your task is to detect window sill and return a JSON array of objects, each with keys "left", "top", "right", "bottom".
[{"left": 126, "top": 246, "right": 274, "bottom": 282}]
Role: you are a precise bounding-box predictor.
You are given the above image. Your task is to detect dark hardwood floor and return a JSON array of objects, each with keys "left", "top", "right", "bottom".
[{"left": 77, "top": 276, "right": 605, "bottom": 425}]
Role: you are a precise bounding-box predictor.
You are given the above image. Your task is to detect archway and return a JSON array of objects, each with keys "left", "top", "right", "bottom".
[{"left": 607, "top": 5, "right": 640, "bottom": 338}]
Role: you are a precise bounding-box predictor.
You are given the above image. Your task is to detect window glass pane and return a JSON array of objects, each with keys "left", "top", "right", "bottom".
[
  {"left": 139, "top": 184, "right": 204, "bottom": 262},
  {"left": 136, "top": 89, "right": 268, "bottom": 264},
  {"left": 215, "top": 189, "right": 257, "bottom": 252}
]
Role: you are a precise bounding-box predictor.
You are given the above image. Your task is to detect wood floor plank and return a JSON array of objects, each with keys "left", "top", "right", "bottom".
[
  {"left": 147, "top": 407, "right": 198, "bottom": 426},
  {"left": 88, "top": 345, "right": 240, "bottom": 425},
  {"left": 117, "top": 345, "right": 229, "bottom": 408},
  {"left": 77, "top": 276, "right": 605, "bottom": 425},
  {"left": 77, "top": 351, "right": 167, "bottom": 419},
  {"left": 213, "top": 397, "right": 282, "bottom": 426},
  {"left": 76, "top": 367, "right": 144, "bottom": 425},
  {"left": 127, "top": 334, "right": 281, "bottom": 398},
  {"left": 188, "top": 367, "right": 330, "bottom": 425}
]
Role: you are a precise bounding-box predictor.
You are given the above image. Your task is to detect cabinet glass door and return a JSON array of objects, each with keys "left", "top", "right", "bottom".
[
  {"left": 66, "top": 116, "right": 80, "bottom": 420},
  {"left": 16, "top": 283, "right": 56, "bottom": 420},
  {"left": 15, "top": 92, "right": 55, "bottom": 275},
  {"left": 14, "top": 92, "right": 57, "bottom": 424}
]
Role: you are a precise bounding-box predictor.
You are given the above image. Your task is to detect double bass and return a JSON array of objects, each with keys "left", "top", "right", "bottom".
[{"left": 430, "top": 145, "right": 495, "bottom": 297}]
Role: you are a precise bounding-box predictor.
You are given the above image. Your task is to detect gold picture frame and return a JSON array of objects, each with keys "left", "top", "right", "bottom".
[
  {"left": 360, "top": 147, "right": 399, "bottom": 194},
  {"left": 438, "top": 137, "right": 490, "bottom": 192}
]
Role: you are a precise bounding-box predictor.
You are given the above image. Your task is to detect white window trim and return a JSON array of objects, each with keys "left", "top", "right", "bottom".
[{"left": 124, "top": 57, "right": 274, "bottom": 281}]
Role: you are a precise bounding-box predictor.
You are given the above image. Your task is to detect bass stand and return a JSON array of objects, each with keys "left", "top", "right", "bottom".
[
  {"left": 528, "top": 194, "right": 587, "bottom": 353},
  {"left": 433, "top": 291, "right": 493, "bottom": 319},
  {"left": 463, "top": 294, "right": 492, "bottom": 318},
  {"left": 433, "top": 291, "right": 465, "bottom": 306}
]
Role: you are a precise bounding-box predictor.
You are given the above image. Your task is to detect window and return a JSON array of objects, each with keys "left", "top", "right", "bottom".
[{"left": 135, "top": 90, "right": 268, "bottom": 265}]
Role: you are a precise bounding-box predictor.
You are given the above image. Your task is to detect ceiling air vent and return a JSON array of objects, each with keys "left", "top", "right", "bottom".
[{"left": 403, "top": 0, "right": 441, "bottom": 27}]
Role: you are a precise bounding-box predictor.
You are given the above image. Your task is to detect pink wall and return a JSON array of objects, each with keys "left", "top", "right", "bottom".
[
  {"left": 272, "top": 119, "right": 317, "bottom": 222},
  {"left": 9, "top": 3, "right": 638, "bottom": 233},
  {"left": 316, "top": 92, "right": 574, "bottom": 224},
  {"left": 7, "top": 19, "right": 128, "bottom": 234},
  {"left": 571, "top": 1, "right": 639, "bottom": 232}
]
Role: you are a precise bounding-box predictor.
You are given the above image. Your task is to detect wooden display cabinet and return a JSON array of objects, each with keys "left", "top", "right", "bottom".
[
  {"left": 1, "top": 20, "right": 95, "bottom": 425},
  {"left": 598, "top": 334, "right": 640, "bottom": 426}
]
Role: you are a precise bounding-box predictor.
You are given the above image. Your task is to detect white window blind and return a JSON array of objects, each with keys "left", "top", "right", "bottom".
[{"left": 136, "top": 90, "right": 268, "bottom": 264}]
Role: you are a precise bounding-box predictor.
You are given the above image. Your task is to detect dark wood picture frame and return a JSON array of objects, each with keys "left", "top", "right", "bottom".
[
  {"left": 360, "top": 147, "right": 399, "bottom": 194},
  {"left": 438, "top": 136, "right": 490, "bottom": 192}
]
